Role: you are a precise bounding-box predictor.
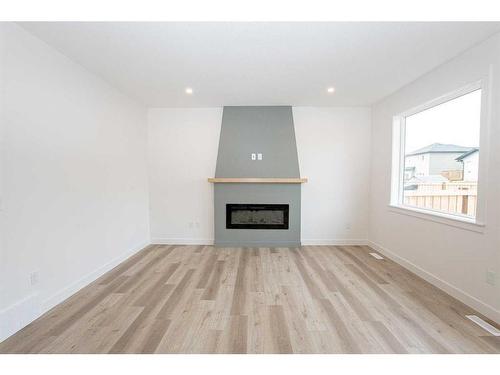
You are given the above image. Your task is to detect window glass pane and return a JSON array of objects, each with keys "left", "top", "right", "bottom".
[{"left": 403, "top": 89, "right": 481, "bottom": 218}]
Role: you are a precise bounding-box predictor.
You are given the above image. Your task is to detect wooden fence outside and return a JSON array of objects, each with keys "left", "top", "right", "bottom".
[{"left": 403, "top": 182, "right": 477, "bottom": 217}]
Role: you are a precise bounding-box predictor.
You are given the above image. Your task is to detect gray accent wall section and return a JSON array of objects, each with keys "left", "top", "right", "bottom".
[
  {"left": 215, "top": 184, "right": 301, "bottom": 246},
  {"left": 215, "top": 106, "right": 300, "bottom": 178},
  {"left": 214, "top": 106, "right": 301, "bottom": 246}
]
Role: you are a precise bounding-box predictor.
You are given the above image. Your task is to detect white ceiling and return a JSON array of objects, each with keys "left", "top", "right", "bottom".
[{"left": 20, "top": 22, "right": 500, "bottom": 107}]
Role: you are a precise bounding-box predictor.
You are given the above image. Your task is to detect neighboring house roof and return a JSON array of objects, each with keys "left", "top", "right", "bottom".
[
  {"left": 455, "top": 148, "right": 479, "bottom": 161},
  {"left": 405, "top": 174, "right": 448, "bottom": 184},
  {"left": 406, "top": 143, "right": 475, "bottom": 156}
]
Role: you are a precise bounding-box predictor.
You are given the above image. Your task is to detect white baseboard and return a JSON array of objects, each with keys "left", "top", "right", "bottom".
[
  {"left": 367, "top": 240, "right": 500, "bottom": 324},
  {"left": 301, "top": 239, "right": 368, "bottom": 246},
  {"left": 0, "top": 240, "right": 150, "bottom": 343},
  {"left": 0, "top": 293, "right": 41, "bottom": 343},
  {"left": 152, "top": 238, "right": 214, "bottom": 245},
  {"left": 41, "top": 240, "right": 150, "bottom": 312},
  {"left": 152, "top": 238, "right": 368, "bottom": 246}
]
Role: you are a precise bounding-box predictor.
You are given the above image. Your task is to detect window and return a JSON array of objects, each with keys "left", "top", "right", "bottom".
[{"left": 391, "top": 84, "right": 484, "bottom": 223}]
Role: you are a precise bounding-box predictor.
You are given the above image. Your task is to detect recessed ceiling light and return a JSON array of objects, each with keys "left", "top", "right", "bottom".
[
  {"left": 327, "top": 87, "right": 335, "bottom": 93},
  {"left": 185, "top": 87, "right": 193, "bottom": 94}
]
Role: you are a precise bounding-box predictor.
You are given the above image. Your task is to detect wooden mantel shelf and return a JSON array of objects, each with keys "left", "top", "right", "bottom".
[{"left": 208, "top": 177, "right": 308, "bottom": 184}]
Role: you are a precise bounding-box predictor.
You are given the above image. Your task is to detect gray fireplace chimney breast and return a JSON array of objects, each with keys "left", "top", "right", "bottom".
[{"left": 214, "top": 106, "right": 301, "bottom": 246}]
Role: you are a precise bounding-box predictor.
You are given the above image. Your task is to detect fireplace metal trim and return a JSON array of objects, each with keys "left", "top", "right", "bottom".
[{"left": 226, "top": 204, "right": 289, "bottom": 230}]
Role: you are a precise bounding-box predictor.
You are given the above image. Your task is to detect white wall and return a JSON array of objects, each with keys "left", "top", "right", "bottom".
[
  {"left": 405, "top": 154, "right": 430, "bottom": 176},
  {"left": 463, "top": 151, "right": 480, "bottom": 181},
  {"left": 0, "top": 24, "right": 150, "bottom": 341},
  {"left": 293, "top": 107, "right": 372, "bottom": 244},
  {"left": 368, "top": 34, "right": 500, "bottom": 323},
  {"left": 147, "top": 107, "right": 371, "bottom": 245},
  {"left": 148, "top": 108, "right": 222, "bottom": 244},
  {"left": 428, "top": 152, "right": 465, "bottom": 175}
]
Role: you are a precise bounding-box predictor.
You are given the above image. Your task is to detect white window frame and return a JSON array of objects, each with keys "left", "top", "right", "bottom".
[{"left": 389, "top": 79, "right": 490, "bottom": 232}]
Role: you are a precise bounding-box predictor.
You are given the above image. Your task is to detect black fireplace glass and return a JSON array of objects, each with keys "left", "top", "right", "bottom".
[{"left": 226, "top": 204, "right": 289, "bottom": 229}]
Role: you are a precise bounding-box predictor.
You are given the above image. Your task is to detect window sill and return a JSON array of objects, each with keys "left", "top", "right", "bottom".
[{"left": 387, "top": 204, "right": 485, "bottom": 233}]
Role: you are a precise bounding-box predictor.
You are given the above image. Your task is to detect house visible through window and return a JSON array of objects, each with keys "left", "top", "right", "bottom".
[{"left": 399, "top": 88, "right": 481, "bottom": 219}]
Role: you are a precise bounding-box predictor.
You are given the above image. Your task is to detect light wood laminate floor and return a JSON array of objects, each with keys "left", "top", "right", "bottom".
[{"left": 1, "top": 245, "right": 499, "bottom": 354}]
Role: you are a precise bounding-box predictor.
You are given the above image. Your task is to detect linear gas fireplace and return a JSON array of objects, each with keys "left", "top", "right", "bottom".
[{"left": 226, "top": 204, "right": 289, "bottom": 229}]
